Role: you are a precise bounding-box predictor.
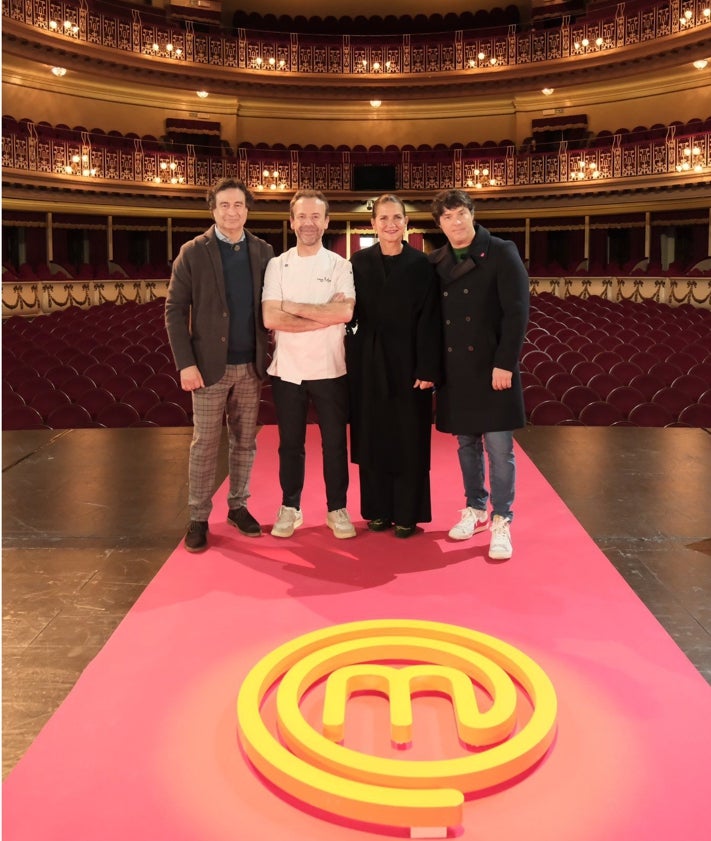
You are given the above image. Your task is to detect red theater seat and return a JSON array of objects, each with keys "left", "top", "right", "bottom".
[
  {"left": 144, "top": 402, "right": 191, "bottom": 427},
  {"left": 121, "top": 387, "right": 160, "bottom": 418},
  {"left": 628, "top": 402, "right": 675, "bottom": 427},
  {"left": 83, "top": 362, "right": 118, "bottom": 388},
  {"left": 520, "top": 349, "right": 552, "bottom": 372},
  {"left": 45, "top": 365, "right": 80, "bottom": 389},
  {"left": 545, "top": 372, "right": 582, "bottom": 400},
  {"left": 77, "top": 388, "right": 116, "bottom": 419},
  {"left": 529, "top": 400, "right": 577, "bottom": 425},
  {"left": 523, "top": 384, "right": 555, "bottom": 416},
  {"left": 606, "top": 385, "right": 646, "bottom": 416},
  {"left": 570, "top": 361, "right": 605, "bottom": 385},
  {"left": 533, "top": 359, "right": 565, "bottom": 383},
  {"left": 647, "top": 361, "right": 685, "bottom": 387},
  {"left": 46, "top": 404, "right": 95, "bottom": 429},
  {"left": 678, "top": 403, "right": 711, "bottom": 427},
  {"left": 629, "top": 373, "right": 662, "bottom": 401},
  {"left": 587, "top": 373, "right": 619, "bottom": 400},
  {"left": 578, "top": 401, "right": 626, "bottom": 426},
  {"left": 143, "top": 372, "right": 181, "bottom": 400},
  {"left": 61, "top": 375, "right": 98, "bottom": 401},
  {"left": 557, "top": 350, "right": 588, "bottom": 370},
  {"left": 102, "top": 374, "right": 138, "bottom": 401},
  {"left": 561, "top": 385, "right": 600, "bottom": 417},
  {"left": 96, "top": 402, "right": 142, "bottom": 428},
  {"left": 2, "top": 405, "right": 47, "bottom": 430},
  {"left": 592, "top": 350, "right": 624, "bottom": 370},
  {"left": 609, "top": 360, "right": 644, "bottom": 385},
  {"left": 651, "top": 387, "right": 689, "bottom": 420},
  {"left": 670, "top": 374, "right": 708, "bottom": 402},
  {"left": 29, "top": 389, "right": 72, "bottom": 420},
  {"left": 628, "top": 351, "right": 657, "bottom": 374}
]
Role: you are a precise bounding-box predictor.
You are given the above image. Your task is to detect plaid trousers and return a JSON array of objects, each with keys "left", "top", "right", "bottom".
[{"left": 188, "top": 363, "right": 261, "bottom": 521}]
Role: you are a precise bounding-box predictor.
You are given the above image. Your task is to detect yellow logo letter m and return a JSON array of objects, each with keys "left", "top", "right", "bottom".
[{"left": 322, "top": 664, "right": 503, "bottom": 747}]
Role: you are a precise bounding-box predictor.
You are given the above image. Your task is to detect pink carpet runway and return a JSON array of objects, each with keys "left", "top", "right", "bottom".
[{"left": 4, "top": 427, "right": 710, "bottom": 840}]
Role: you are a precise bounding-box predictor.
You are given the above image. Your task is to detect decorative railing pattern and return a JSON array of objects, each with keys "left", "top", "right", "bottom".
[
  {"left": 2, "top": 0, "right": 709, "bottom": 77},
  {"left": 3, "top": 275, "right": 709, "bottom": 319},
  {"left": 3, "top": 121, "right": 710, "bottom": 191},
  {"left": 2, "top": 279, "right": 170, "bottom": 317}
]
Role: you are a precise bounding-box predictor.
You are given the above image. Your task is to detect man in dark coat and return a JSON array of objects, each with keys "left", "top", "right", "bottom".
[
  {"left": 429, "top": 189, "right": 529, "bottom": 559},
  {"left": 348, "top": 194, "right": 441, "bottom": 537},
  {"left": 165, "top": 177, "right": 274, "bottom": 552}
]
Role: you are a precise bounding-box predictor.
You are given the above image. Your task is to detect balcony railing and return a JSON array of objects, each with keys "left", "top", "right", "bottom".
[
  {"left": 4, "top": 274, "right": 710, "bottom": 320},
  {"left": 3, "top": 0, "right": 710, "bottom": 78},
  {"left": 3, "top": 121, "right": 710, "bottom": 194}
]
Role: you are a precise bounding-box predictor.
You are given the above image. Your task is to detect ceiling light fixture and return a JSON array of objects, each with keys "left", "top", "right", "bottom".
[
  {"left": 370, "top": 100, "right": 382, "bottom": 108},
  {"left": 51, "top": 66, "right": 67, "bottom": 77},
  {"left": 542, "top": 87, "right": 554, "bottom": 95}
]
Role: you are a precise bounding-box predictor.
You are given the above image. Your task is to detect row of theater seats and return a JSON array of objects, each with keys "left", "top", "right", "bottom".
[
  {"left": 521, "top": 293, "right": 711, "bottom": 426},
  {"left": 2, "top": 300, "right": 188, "bottom": 429},
  {"left": 3, "top": 294, "right": 711, "bottom": 430}
]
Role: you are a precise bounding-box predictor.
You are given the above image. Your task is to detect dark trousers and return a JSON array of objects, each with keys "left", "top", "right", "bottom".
[
  {"left": 271, "top": 375, "right": 349, "bottom": 511},
  {"left": 359, "top": 463, "right": 432, "bottom": 527}
]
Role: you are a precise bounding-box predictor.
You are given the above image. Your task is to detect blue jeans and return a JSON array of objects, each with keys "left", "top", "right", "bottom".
[{"left": 455, "top": 431, "right": 515, "bottom": 521}]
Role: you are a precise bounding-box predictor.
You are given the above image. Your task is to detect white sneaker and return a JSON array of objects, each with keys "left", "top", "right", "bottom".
[
  {"left": 327, "top": 508, "right": 356, "bottom": 539},
  {"left": 271, "top": 505, "right": 303, "bottom": 538},
  {"left": 489, "top": 515, "right": 513, "bottom": 560},
  {"left": 448, "top": 507, "right": 489, "bottom": 540}
]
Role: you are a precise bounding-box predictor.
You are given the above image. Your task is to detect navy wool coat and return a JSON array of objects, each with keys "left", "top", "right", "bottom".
[
  {"left": 165, "top": 225, "right": 274, "bottom": 386},
  {"left": 429, "top": 224, "right": 529, "bottom": 434}
]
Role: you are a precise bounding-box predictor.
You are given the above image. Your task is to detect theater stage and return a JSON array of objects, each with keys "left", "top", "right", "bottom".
[{"left": 3, "top": 425, "right": 711, "bottom": 839}]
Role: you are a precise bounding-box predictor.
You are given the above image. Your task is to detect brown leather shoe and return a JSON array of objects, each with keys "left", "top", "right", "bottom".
[{"left": 185, "top": 520, "right": 208, "bottom": 552}]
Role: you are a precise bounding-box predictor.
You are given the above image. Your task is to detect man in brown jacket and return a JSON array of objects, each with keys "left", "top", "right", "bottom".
[{"left": 165, "top": 177, "right": 274, "bottom": 552}]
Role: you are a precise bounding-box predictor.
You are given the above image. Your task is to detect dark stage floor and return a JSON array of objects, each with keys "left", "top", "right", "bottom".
[{"left": 3, "top": 425, "right": 711, "bottom": 778}]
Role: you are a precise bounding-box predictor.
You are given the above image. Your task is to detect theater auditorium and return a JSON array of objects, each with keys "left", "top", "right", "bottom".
[{"left": 2, "top": 1, "right": 711, "bottom": 838}]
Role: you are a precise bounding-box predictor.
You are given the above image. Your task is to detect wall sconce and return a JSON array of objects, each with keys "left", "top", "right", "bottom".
[
  {"left": 570, "top": 159, "right": 600, "bottom": 180},
  {"left": 151, "top": 42, "right": 183, "bottom": 58},
  {"left": 154, "top": 161, "right": 185, "bottom": 184},
  {"left": 676, "top": 145, "right": 706, "bottom": 173},
  {"left": 680, "top": 6, "right": 711, "bottom": 26},
  {"left": 258, "top": 168, "right": 286, "bottom": 191},
  {"left": 49, "top": 19, "right": 79, "bottom": 36},
  {"left": 466, "top": 167, "right": 495, "bottom": 189},
  {"left": 64, "top": 153, "right": 98, "bottom": 177}
]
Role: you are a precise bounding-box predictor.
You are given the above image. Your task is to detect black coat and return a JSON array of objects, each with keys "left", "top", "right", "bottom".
[
  {"left": 347, "top": 242, "right": 442, "bottom": 473},
  {"left": 429, "top": 224, "right": 529, "bottom": 433}
]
